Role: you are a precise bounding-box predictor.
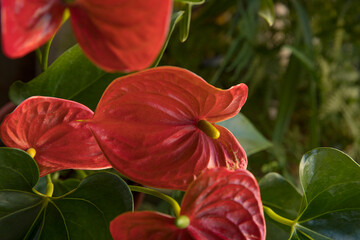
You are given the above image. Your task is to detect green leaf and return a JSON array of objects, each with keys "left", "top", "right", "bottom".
[
  {"left": 282, "top": 45, "right": 315, "bottom": 71},
  {"left": 263, "top": 147, "right": 360, "bottom": 239},
  {"left": 259, "top": 173, "right": 302, "bottom": 219},
  {"left": 0, "top": 149, "right": 133, "bottom": 239},
  {"left": 299, "top": 148, "right": 360, "bottom": 204},
  {"left": 9, "top": 45, "right": 122, "bottom": 110},
  {"left": 217, "top": 113, "right": 272, "bottom": 156},
  {"left": 0, "top": 148, "right": 39, "bottom": 191},
  {"left": 258, "top": 0, "right": 275, "bottom": 26},
  {"left": 52, "top": 178, "right": 81, "bottom": 197}
]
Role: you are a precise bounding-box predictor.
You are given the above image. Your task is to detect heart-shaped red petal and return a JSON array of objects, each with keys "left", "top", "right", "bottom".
[
  {"left": 0, "top": 96, "right": 110, "bottom": 176},
  {"left": 110, "top": 211, "right": 192, "bottom": 240},
  {"left": 182, "top": 168, "right": 266, "bottom": 240},
  {"left": 88, "top": 67, "right": 248, "bottom": 190}
]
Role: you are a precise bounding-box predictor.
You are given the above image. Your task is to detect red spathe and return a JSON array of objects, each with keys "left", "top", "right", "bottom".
[
  {"left": 88, "top": 66, "right": 249, "bottom": 190},
  {"left": 0, "top": 96, "right": 111, "bottom": 176}
]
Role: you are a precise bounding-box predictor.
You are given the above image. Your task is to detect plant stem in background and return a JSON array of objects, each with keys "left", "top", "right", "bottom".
[{"left": 41, "top": 37, "right": 54, "bottom": 72}]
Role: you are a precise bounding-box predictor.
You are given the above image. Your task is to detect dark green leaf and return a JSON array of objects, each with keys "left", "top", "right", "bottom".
[
  {"left": 52, "top": 178, "right": 81, "bottom": 197},
  {"left": 0, "top": 148, "right": 39, "bottom": 191},
  {"left": 217, "top": 113, "right": 272, "bottom": 156},
  {"left": 265, "top": 216, "right": 292, "bottom": 240},
  {"left": 259, "top": 172, "right": 302, "bottom": 219},
  {"left": 299, "top": 148, "right": 360, "bottom": 204},
  {"left": 0, "top": 151, "right": 133, "bottom": 239},
  {"left": 258, "top": 0, "right": 275, "bottom": 26},
  {"left": 263, "top": 147, "right": 360, "bottom": 240},
  {"left": 9, "top": 45, "right": 122, "bottom": 109}
]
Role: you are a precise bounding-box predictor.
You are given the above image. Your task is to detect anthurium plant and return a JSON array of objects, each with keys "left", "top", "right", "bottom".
[{"left": 1, "top": 0, "right": 359, "bottom": 239}]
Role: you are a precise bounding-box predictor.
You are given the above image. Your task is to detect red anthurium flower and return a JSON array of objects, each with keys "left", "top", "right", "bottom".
[
  {"left": 0, "top": 96, "right": 111, "bottom": 176},
  {"left": 110, "top": 168, "right": 266, "bottom": 240},
  {"left": 87, "top": 66, "right": 248, "bottom": 190},
  {"left": 1, "top": 0, "right": 172, "bottom": 72}
]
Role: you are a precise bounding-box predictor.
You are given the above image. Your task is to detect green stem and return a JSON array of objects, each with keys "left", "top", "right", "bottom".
[
  {"left": 41, "top": 37, "right": 54, "bottom": 72},
  {"left": 36, "top": 49, "right": 42, "bottom": 66},
  {"left": 263, "top": 206, "right": 295, "bottom": 227},
  {"left": 129, "top": 185, "right": 181, "bottom": 217},
  {"left": 46, "top": 174, "right": 54, "bottom": 197}
]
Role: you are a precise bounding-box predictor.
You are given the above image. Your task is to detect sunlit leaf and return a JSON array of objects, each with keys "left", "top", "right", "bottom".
[
  {"left": 218, "top": 113, "right": 272, "bottom": 156},
  {"left": 258, "top": 0, "right": 275, "bottom": 26}
]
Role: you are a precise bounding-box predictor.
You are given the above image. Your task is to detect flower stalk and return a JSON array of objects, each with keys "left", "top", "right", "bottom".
[
  {"left": 129, "top": 185, "right": 181, "bottom": 217},
  {"left": 263, "top": 206, "right": 295, "bottom": 227}
]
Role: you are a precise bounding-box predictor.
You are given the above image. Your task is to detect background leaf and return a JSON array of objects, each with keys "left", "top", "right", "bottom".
[
  {"left": 8, "top": 45, "right": 122, "bottom": 110},
  {"left": 258, "top": 0, "right": 275, "bottom": 26},
  {"left": 217, "top": 113, "right": 272, "bottom": 156}
]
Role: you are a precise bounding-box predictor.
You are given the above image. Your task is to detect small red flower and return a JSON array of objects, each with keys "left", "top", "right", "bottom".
[
  {"left": 1, "top": 0, "right": 172, "bottom": 72},
  {"left": 87, "top": 66, "right": 248, "bottom": 190},
  {"left": 110, "top": 168, "right": 266, "bottom": 240},
  {"left": 0, "top": 96, "right": 110, "bottom": 176}
]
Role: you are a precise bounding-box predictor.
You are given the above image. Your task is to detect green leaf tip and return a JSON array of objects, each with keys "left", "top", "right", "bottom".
[{"left": 259, "top": 0, "right": 275, "bottom": 26}]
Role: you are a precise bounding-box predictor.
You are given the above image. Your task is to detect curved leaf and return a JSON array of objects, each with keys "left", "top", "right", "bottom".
[
  {"left": 263, "top": 147, "right": 360, "bottom": 240},
  {"left": 0, "top": 148, "right": 39, "bottom": 191},
  {"left": 258, "top": 0, "right": 275, "bottom": 26}
]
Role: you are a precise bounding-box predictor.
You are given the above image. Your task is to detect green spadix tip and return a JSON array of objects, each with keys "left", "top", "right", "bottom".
[
  {"left": 197, "top": 120, "right": 220, "bottom": 139},
  {"left": 175, "top": 215, "right": 190, "bottom": 229}
]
